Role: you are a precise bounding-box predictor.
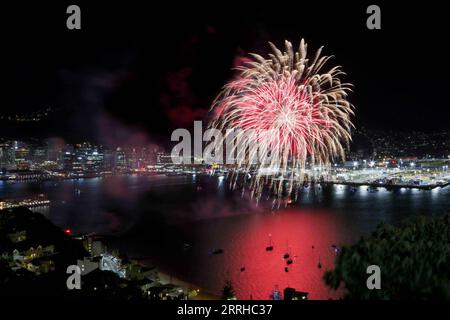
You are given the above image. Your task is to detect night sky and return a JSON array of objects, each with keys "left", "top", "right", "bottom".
[{"left": 2, "top": 1, "right": 449, "bottom": 147}]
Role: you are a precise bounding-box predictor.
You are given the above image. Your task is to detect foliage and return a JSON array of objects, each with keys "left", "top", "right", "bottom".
[
  {"left": 325, "top": 215, "right": 450, "bottom": 299},
  {"left": 222, "top": 280, "right": 236, "bottom": 300}
]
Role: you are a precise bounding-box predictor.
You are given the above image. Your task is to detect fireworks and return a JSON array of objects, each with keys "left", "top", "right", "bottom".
[{"left": 209, "top": 39, "right": 354, "bottom": 205}]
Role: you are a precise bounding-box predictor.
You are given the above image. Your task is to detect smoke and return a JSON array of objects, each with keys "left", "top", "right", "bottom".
[
  {"left": 97, "top": 112, "right": 161, "bottom": 151},
  {"left": 160, "top": 67, "right": 207, "bottom": 127}
]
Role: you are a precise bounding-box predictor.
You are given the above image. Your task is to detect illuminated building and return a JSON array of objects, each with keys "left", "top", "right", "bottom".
[
  {"left": 0, "top": 142, "right": 16, "bottom": 170},
  {"left": 115, "top": 147, "right": 127, "bottom": 170},
  {"left": 157, "top": 152, "right": 173, "bottom": 165}
]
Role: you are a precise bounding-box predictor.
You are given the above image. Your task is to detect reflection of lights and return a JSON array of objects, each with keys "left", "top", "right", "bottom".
[
  {"left": 218, "top": 175, "right": 225, "bottom": 186},
  {"left": 358, "top": 185, "right": 367, "bottom": 196},
  {"left": 369, "top": 161, "right": 375, "bottom": 167},
  {"left": 431, "top": 187, "right": 440, "bottom": 194},
  {"left": 334, "top": 184, "right": 345, "bottom": 196}
]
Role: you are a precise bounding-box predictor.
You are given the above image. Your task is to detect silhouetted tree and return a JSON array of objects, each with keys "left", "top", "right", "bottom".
[
  {"left": 325, "top": 215, "right": 450, "bottom": 299},
  {"left": 222, "top": 280, "right": 236, "bottom": 300}
]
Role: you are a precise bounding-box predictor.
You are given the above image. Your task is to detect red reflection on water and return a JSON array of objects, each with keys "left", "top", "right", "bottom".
[
  {"left": 226, "top": 208, "right": 348, "bottom": 299},
  {"left": 176, "top": 207, "right": 354, "bottom": 300}
]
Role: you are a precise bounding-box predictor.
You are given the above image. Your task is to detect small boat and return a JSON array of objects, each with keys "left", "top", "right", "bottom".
[
  {"left": 283, "top": 241, "right": 291, "bottom": 259},
  {"left": 210, "top": 248, "right": 223, "bottom": 255},
  {"left": 286, "top": 259, "right": 293, "bottom": 265},
  {"left": 265, "top": 234, "right": 274, "bottom": 251},
  {"left": 317, "top": 254, "right": 322, "bottom": 269},
  {"left": 331, "top": 244, "right": 341, "bottom": 255}
]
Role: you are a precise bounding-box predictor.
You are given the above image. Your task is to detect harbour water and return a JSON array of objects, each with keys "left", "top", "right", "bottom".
[{"left": 1, "top": 175, "right": 449, "bottom": 299}]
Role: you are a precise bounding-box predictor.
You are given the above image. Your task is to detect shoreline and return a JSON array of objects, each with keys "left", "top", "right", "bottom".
[
  {"left": 155, "top": 269, "right": 221, "bottom": 300},
  {"left": 326, "top": 180, "right": 450, "bottom": 190}
]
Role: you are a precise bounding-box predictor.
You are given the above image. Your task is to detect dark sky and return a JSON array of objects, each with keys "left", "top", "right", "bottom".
[{"left": 1, "top": 1, "right": 449, "bottom": 146}]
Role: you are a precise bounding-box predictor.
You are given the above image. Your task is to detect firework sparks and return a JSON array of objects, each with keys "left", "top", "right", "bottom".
[{"left": 209, "top": 39, "right": 354, "bottom": 206}]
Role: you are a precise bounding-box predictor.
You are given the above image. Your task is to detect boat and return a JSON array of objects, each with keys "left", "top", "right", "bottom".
[
  {"left": 283, "top": 241, "right": 291, "bottom": 259},
  {"left": 265, "top": 234, "right": 274, "bottom": 251},
  {"left": 286, "top": 252, "right": 297, "bottom": 265},
  {"left": 210, "top": 248, "right": 223, "bottom": 255},
  {"left": 331, "top": 244, "right": 341, "bottom": 254}
]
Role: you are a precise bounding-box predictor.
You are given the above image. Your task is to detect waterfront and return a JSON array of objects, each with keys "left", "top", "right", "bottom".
[{"left": 1, "top": 175, "right": 449, "bottom": 299}]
